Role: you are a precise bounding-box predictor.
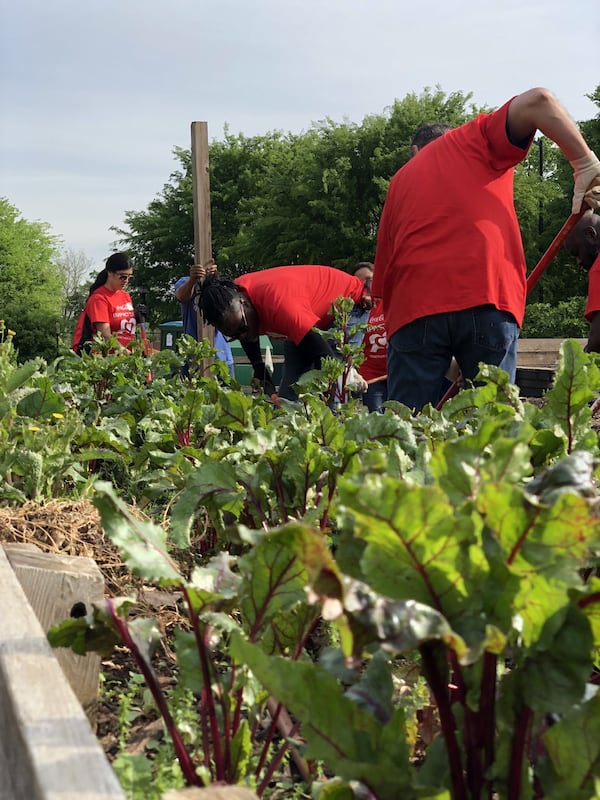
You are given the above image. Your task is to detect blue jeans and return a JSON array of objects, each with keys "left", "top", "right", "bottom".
[
  {"left": 347, "top": 306, "right": 370, "bottom": 348},
  {"left": 363, "top": 379, "right": 387, "bottom": 413},
  {"left": 387, "top": 306, "right": 519, "bottom": 412}
]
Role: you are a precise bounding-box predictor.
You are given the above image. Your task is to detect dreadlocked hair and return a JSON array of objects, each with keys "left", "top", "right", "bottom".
[{"left": 198, "top": 273, "right": 242, "bottom": 327}]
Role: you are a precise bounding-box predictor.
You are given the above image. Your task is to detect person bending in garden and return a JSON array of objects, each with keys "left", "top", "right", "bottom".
[
  {"left": 565, "top": 211, "right": 600, "bottom": 353},
  {"left": 371, "top": 86, "right": 600, "bottom": 412},
  {"left": 198, "top": 265, "right": 370, "bottom": 401},
  {"left": 72, "top": 252, "right": 137, "bottom": 354}
]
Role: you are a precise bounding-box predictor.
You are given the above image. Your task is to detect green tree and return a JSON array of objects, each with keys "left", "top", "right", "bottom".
[
  {"left": 529, "top": 85, "right": 600, "bottom": 305},
  {"left": 0, "top": 198, "right": 64, "bottom": 362},
  {"left": 113, "top": 86, "right": 600, "bottom": 328}
]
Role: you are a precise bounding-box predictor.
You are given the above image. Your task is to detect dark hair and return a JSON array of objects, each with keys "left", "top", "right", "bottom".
[
  {"left": 198, "top": 273, "right": 243, "bottom": 327},
  {"left": 87, "top": 252, "right": 133, "bottom": 296},
  {"left": 411, "top": 123, "right": 452, "bottom": 150}
]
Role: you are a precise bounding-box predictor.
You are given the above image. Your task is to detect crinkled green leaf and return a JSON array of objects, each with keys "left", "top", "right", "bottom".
[
  {"left": 237, "top": 524, "right": 323, "bottom": 651},
  {"left": 170, "top": 460, "right": 244, "bottom": 547},
  {"left": 543, "top": 692, "right": 600, "bottom": 795},
  {"left": 430, "top": 423, "right": 532, "bottom": 505},
  {"left": 230, "top": 636, "right": 415, "bottom": 800},
  {"left": 522, "top": 604, "right": 594, "bottom": 714},
  {"left": 213, "top": 390, "right": 254, "bottom": 432},
  {"left": 338, "top": 477, "right": 483, "bottom": 622},
  {"left": 542, "top": 340, "right": 600, "bottom": 452},
  {"left": 16, "top": 376, "right": 65, "bottom": 417}
]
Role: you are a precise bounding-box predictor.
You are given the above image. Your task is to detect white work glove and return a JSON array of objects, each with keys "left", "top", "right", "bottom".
[
  {"left": 346, "top": 366, "right": 368, "bottom": 394},
  {"left": 570, "top": 151, "right": 600, "bottom": 213}
]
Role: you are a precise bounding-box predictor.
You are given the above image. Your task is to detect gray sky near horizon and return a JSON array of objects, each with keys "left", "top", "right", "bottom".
[{"left": 1, "top": 0, "right": 599, "bottom": 271}]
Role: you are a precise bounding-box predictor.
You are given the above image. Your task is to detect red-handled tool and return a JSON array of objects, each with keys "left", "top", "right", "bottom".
[
  {"left": 436, "top": 210, "right": 586, "bottom": 410},
  {"left": 526, "top": 210, "right": 585, "bottom": 293}
]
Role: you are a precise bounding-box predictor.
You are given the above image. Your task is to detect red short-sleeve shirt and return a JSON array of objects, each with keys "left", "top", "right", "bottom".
[
  {"left": 372, "top": 99, "right": 532, "bottom": 338},
  {"left": 235, "top": 265, "right": 364, "bottom": 344}
]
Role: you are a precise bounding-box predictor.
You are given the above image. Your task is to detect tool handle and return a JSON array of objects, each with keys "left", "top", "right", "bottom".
[{"left": 526, "top": 210, "right": 585, "bottom": 294}]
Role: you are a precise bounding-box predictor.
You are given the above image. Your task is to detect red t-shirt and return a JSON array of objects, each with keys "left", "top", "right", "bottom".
[
  {"left": 358, "top": 300, "right": 387, "bottom": 382},
  {"left": 72, "top": 286, "right": 136, "bottom": 350},
  {"left": 235, "top": 265, "right": 364, "bottom": 344},
  {"left": 372, "top": 99, "right": 533, "bottom": 338},
  {"left": 585, "top": 254, "right": 600, "bottom": 320}
]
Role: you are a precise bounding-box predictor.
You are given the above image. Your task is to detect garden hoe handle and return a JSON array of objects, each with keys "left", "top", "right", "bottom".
[
  {"left": 526, "top": 209, "right": 585, "bottom": 293},
  {"left": 436, "top": 209, "right": 586, "bottom": 411}
]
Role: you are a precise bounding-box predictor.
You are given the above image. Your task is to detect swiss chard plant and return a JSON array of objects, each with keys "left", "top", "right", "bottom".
[{"left": 49, "top": 340, "right": 600, "bottom": 799}]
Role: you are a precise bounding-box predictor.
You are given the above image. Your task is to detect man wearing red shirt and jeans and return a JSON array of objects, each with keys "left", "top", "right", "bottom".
[
  {"left": 372, "top": 86, "right": 600, "bottom": 412},
  {"left": 198, "top": 265, "right": 370, "bottom": 400}
]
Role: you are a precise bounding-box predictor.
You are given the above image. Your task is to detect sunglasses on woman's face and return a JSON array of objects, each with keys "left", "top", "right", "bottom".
[{"left": 116, "top": 272, "right": 133, "bottom": 282}]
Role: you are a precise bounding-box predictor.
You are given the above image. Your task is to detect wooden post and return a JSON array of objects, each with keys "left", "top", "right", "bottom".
[{"left": 191, "top": 121, "right": 215, "bottom": 357}]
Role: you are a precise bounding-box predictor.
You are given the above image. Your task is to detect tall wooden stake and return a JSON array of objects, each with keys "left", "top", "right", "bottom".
[{"left": 191, "top": 121, "right": 215, "bottom": 351}]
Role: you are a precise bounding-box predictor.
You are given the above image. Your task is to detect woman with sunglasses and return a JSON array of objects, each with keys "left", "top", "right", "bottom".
[{"left": 72, "top": 252, "right": 137, "bottom": 354}]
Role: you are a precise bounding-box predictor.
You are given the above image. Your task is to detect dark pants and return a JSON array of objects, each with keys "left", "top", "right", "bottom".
[
  {"left": 387, "top": 305, "right": 519, "bottom": 412},
  {"left": 278, "top": 340, "right": 320, "bottom": 401},
  {"left": 363, "top": 379, "right": 388, "bottom": 413}
]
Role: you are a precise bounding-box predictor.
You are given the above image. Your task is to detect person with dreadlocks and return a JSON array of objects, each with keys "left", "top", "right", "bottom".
[{"left": 198, "top": 264, "right": 371, "bottom": 401}]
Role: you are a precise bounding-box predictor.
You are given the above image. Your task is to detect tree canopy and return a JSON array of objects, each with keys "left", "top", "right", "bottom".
[
  {"left": 0, "top": 198, "right": 65, "bottom": 361},
  {"left": 3, "top": 85, "right": 599, "bottom": 346},
  {"left": 112, "top": 85, "right": 600, "bottom": 324}
]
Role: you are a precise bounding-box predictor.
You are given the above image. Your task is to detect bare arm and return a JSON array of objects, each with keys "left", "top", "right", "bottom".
[
  {"left": 93, "top": 322, "right": 112, "bottom": 341},
  {"left": 508, "top": 88, "right": 600, "bottom": 213},
  {"left": 175, "top": 264, "right": 206, "bottom": 302},
  {"left": 506, "top": 88, "right": 590, "bottom": 159}
]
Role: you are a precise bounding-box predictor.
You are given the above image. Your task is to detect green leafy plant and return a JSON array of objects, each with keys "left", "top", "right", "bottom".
[{"left": 48, "top": 341, "right": 600, "bottom": 799}]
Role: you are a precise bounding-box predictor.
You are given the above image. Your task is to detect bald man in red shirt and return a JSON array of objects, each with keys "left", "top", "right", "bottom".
[
  {"left": 565, "top": 211, "right": 600, "bottom": 352},
  {"left": 372, "top": 87, "right": 600, "bottom": 411}
]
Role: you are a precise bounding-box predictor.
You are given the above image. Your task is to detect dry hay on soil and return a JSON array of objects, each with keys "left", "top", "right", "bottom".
[
  {"left": 0, "top": 498, "right": 188, "bottom": 761},
  {"left": 0, "top": 498, "right": 130, "bottom": 595}
]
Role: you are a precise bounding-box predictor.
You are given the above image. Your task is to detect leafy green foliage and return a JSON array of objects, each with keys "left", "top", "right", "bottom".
[
  {"left": 522, "top": 298, "right": 588, "bottom": 338},
  {"left": 34, "top": 334, "right": 600, "bottom": 799},
  {"left": 0, "top": 198, "right": 65, "bottom": 361}
]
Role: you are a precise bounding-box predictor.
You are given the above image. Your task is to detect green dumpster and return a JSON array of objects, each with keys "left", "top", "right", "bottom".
[
  {"left": 159, "top": 320, "right": 184, "bottom": 350},
  {"left": 229, "top": 336, "right": 284, "bottom": 389}
]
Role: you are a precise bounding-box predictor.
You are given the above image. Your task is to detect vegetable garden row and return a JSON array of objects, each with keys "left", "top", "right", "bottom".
[{"left": 1, "top": 320, "right": 599, "bottom": 800}]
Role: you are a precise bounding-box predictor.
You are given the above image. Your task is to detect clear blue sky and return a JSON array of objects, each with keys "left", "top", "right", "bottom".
[{"left": 1, "top": 0, "right": 598, "bottom": 269}]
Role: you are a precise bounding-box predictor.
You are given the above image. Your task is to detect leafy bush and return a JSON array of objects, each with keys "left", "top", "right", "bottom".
[
  {"left": 2, "top": 319, "right": 599, "bottom": 799},
  {"left": 521, "top": 298, "right": 588, "bottom": 338}
]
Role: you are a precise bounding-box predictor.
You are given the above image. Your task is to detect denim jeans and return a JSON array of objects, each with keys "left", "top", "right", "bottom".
[
  {"left": 363, "top": 379, "right": 388, "bottom": 413},
  {"left": 347, "top": 306, "right": 370, "bottom": 348},
  {"left": 387, "top": 305, "right": 519, "bottom": 412}
]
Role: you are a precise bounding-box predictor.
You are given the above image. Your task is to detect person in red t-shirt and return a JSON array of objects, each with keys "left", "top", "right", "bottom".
[
  {"left": 372, "top": 87, "right": 600, "bottom": 412},
  {"left": 72, "top": 253, "right": 137, "bottom": 354},
  {"left": 565, "top": 211, "right": 600, "bottom": 352},
  {"left": 198, "top": 265, "right": 369, "bottom": 400},
  {"left": 358, "top": 299, "right": 387, "bottom": 413}
]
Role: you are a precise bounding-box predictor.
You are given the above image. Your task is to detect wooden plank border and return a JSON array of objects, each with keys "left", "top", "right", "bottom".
[{"left": 0, "top": 545, "right": 126, "bottom": 800}]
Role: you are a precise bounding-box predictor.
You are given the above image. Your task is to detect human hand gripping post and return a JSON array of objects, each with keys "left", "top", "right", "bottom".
[{"left": 194, "top": 260, "right": 217, "bottom": 342}]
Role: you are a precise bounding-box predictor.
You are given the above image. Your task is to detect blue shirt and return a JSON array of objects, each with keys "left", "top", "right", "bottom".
[{"left": 174, "top": 276, "right": 235, "bottom": 376}]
